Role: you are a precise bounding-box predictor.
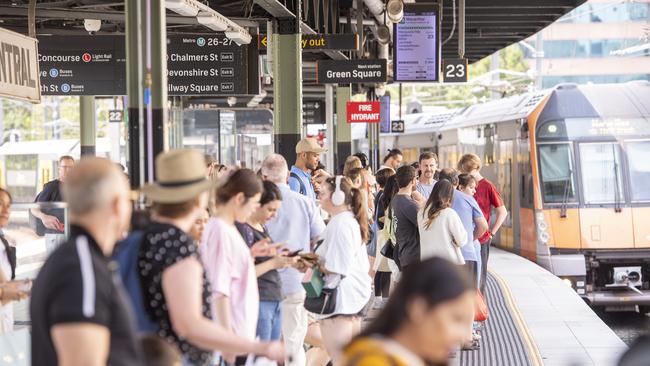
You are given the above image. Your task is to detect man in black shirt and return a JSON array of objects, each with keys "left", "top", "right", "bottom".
[
  {"left": 31, "top": 155, "right": 74, "bottom": 237},
  {"left": 391, "top": 165, "right": 421, "bottom": 270},
  {"left": 30, "top": 157, "right": 141, "bottom": 366}
]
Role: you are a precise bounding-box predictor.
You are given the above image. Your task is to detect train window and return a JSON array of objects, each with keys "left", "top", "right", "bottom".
[
  {"left": 537, "top": 120, "right": 568, "bottom": 140},
  {"left": 579, "top": 143, "right": 624, "bottom": 204},
  {"left": 538, "top": 144, "right": 576, "bottom": 203},
  {"left": 626, "top": 141, "right": 650, "bottom": 201}
]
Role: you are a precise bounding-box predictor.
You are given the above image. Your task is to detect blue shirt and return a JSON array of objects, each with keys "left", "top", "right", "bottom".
[
  {"left": 266, "top": 183, "right": 326, "bottom": 296},
  {"left": 451, "top": 191, "right": 483, "bottom": 262},
  {"left": 288, "top": 166, "right": 317, "bottom": 201}
]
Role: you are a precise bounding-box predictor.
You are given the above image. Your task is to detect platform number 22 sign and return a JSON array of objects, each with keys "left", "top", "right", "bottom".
[{"left": 443, "top": 59, "right": 468, "bottom": 83}]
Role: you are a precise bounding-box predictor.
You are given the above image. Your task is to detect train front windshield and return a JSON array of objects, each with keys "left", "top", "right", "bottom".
[{"left": 537, "top": 118, "right": 650, "bottom": 206}]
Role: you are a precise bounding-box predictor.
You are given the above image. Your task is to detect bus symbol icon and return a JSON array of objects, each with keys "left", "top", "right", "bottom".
[
  {"left": 61, "top": 83, "right": 71, "bottom": 93},
  {"left": 49, "top": 68, "right": 59, "bottom": 78}
]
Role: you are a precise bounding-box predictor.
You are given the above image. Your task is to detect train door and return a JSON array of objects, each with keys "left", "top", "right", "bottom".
[
  {"left": 577, "top": 142, "right": 634, "bottom": 249},
  {"left": 624, "top": 140, "right": 650, "bottom": 248},
  {"left": 497, "top": 139, "right": 515, "bottom": 249}
]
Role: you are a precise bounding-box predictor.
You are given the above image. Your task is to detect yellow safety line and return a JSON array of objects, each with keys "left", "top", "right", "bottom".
[{"left": 489, "top": 269, "right": 544, "bottom": 366}]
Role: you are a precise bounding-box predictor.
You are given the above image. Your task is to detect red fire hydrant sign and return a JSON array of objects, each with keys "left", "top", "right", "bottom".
[{"left": 346, "top": 101, "right": 381, "bottom": 123}]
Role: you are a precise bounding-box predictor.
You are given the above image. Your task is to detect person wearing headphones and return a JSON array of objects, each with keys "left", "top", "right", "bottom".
[{"left": 313, "top": 176, "right": 372, "bottom": 365}]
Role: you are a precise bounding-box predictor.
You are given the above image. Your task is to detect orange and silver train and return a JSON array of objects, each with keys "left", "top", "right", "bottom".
[{"left": 378, "top": 81, "right": 650, "bottom": 311}]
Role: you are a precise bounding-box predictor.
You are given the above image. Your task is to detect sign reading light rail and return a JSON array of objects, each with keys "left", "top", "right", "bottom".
[{"left": 346, "top": 102, "right": 381, "bottom": 124}]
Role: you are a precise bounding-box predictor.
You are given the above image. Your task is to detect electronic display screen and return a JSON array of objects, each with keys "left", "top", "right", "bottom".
[{"left": 393, "top": 3, "right": 440, "bottom": 82}]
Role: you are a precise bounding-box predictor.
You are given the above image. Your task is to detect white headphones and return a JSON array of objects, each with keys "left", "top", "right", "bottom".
[{"left": 331, "top": 176, "right": 346, "bottom": 206}]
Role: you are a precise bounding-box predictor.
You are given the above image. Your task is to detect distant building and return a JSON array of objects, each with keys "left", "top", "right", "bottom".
[{"left": 523, "top": 0, "right": 650, "bottom": 88}]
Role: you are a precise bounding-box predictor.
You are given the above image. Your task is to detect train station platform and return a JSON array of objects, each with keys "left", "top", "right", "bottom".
[{"left": 463, "top": 248, "right": 628, "bottom": 366}]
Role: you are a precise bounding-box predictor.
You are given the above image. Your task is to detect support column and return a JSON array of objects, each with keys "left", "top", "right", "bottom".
[
  {"left": 325, "top": 84, "right": 335, "bottom": 172},
  {"left": 272, "top": 17, "right": 302, "bottom": 164},
  {"left": 148, "top": 0, "right": 168, "bottom": 180},
  {"left": 80, "top": 96, "right": 96, "bottom": 157},
  {"left": 335, "top": 85, "right": 351, "bottom": 173},
  {"left": 126, "top": 0, "right": 143, "bottom": 188}
]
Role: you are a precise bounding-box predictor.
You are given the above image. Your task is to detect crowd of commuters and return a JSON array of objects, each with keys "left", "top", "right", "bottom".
[{"left": 0, "top": 138, "right": 519, "bottom": 366}]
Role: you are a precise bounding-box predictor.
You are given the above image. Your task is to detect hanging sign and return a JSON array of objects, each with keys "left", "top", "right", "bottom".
[
  {"left": 317, "top": 59, "right": 387, "bottom": 84},
  {"left": 442, "top": 58, "right": 468, "bottom": 83},
  {"left": 393, "top": 3, "right": 441, "bottom": 82},
  {"left": 259, "top": 33, "right": 358, "bottom": 51},
  {"left": 347, "top": 101, "right": 381, "bottom": 123},
  {"left": 391, "top": 120, "right": 405, "bottom": 133},
  {"left": 0, "top": 27, "right": 41, "bottom": 103}
]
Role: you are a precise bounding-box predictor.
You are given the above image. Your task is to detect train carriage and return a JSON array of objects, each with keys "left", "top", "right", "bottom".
[{"left": 378, "top": 81, "right": 650, "bottom": 311}]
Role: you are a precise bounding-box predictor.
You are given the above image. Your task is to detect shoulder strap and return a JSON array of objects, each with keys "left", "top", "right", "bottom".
[{"left": 290, "top": 172, "right": 307, "bottom": 195}]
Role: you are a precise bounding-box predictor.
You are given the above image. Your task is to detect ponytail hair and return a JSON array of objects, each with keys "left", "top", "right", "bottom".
[
  {"left": 325, "top": 176, "right": 369, "bottom": 243},
  {"left": 350, "top": 187, "right": 369, "bottom": 243}
]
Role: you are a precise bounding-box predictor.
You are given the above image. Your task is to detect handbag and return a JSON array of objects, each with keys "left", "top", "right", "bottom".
[
  {"left": 380, "top": 238, "right": 395, "bottom": 259},
  {"left": 304, "top": 286, "right": 338, "bottom": 315},
  {"left": 474, "top": 289, "right": 489, "bottom": 322},
  {"left": 302, "top": 266, "right": 324, "bottom": 298}
]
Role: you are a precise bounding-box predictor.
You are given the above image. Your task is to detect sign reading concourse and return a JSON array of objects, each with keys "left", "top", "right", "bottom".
[
  {"left": 0, "top": 27, "right": 41, "bottom": 103},
  {"left": 316, "top": 59, "right": 387, "bottom": 84},
  {"left": 37, "top": 34, "right": 255, "bottom": 96}
]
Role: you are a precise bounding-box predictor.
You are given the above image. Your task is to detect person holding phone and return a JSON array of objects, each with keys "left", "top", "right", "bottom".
[
  {"left": 0, "top": 187, "right": 29, "bottom": 334},
  {"left": 236, "top": 181, "right": 295, "bottom": 344}
]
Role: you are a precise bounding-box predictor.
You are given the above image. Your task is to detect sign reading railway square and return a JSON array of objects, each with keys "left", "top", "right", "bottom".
[
  {"left": 316, "top": 59, "right": 387, "bottom": 84},
  {"left": 166, "top": 35, "right": 248, "bottom": 95}
]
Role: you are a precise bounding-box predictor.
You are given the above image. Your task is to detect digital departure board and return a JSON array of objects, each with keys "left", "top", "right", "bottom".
[{"left": 393, "top": 3, "right": 441, "bottom": 82}]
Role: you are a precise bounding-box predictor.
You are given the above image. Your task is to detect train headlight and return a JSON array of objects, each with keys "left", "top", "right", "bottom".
[{"left": 562, "top": 278, "right": 573, "bottom": 287}]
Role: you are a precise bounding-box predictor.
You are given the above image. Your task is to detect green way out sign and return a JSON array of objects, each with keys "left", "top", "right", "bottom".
[{"left": 259, "top": 33, "right": 358, "bottom": 51}]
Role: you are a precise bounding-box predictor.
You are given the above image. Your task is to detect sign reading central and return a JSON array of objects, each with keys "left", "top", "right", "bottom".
[
  {"left": 347, "top": 101, "right": 381, "bottom": 123},
  {"left": 317, "top": 59, "right": 387, "bottom": 84}
]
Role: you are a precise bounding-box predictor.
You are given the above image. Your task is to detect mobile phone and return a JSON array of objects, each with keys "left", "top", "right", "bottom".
[{"left": 287, "top": 250, "right": 301, "bottom": 257}]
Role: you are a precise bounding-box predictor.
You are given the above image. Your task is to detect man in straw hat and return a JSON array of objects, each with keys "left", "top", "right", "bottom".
[
  {"left": 30, "top": 157, "right": 142, "bottom": 366},
  {"left": 136, "top": 149, "right": 284, "bottom": 365}
]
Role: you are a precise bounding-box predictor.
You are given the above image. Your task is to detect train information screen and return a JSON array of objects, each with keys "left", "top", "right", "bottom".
[
  {"left": 539, "top": 118, "right": 650, "bottom": 140},
  {"left": 393, "top": 3, "right": 440, "bottom": 82}
]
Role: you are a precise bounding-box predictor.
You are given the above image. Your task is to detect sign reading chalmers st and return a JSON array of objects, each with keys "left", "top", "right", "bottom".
[
  {"left": 0, "top": 27, "right": 41, "bottom": 103},
  {"left": 317, "top": 59, "right": 387, "bottom": 84}
]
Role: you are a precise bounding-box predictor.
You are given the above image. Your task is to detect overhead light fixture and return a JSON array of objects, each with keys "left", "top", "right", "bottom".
[
  {"left": 225, "top": 29, "right": 252, "bottom": 45},
  {"left": 387, "top": 0, "right": 404, "bottom": 23},
  {"left": 165, "top": 0, "right": 200, "bottom": 17},
  {"left": 197, "top": 11, "right": 229, "bottom": 31},
  {"left": 376, "top": 25, "right": 391, "bottom": 44}
]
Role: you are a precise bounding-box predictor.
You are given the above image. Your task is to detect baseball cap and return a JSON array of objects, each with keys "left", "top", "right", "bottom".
[{"left": 296, "top": 137, "right": 327, "bottom": 154}]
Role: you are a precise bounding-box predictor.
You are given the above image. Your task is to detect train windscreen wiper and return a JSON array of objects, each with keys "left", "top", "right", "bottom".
[{"left": 560, "top": 173, "right": 572, "bottom": 219}]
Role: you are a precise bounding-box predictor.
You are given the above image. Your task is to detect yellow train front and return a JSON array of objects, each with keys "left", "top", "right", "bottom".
[{"left": 379, "top": 81, "right": 650, "bottom": 311}]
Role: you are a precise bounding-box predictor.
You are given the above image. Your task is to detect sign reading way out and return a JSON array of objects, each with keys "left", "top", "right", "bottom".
[
  {"left": 317, "top": 59, "right": 387, "bottom": 84},
  {"left": 347, "top": 101, "right": 381, "bottom": 123},
  {"left": 259, "top": 33, "right": 358, "bottom": 51},
  {"left": 0, "top": 27, "right": 41, "bottom": 103}
]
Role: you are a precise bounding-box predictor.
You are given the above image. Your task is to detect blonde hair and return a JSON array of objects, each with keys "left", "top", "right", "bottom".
[
  {"left": 457, "top": 154, "right": 481, "bottom": 174},
  {"left": 343, "top": 156, "right": 363, "bottom": 176}
]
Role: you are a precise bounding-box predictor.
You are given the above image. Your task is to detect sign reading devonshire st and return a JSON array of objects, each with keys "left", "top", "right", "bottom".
[
  {"left": 37, "top": 34, "right": 255, "bottom": 96},
  {"left": 0, "top": 27, "right": 41, "bottom": 102},
  {"left": 347, "top": 101, "right": 381, "bottom": 123},
  {"left": 259, "top": 33, "right": 358, "bottom": 51},
  {"left": 394, "top": 3, "right": 440, "bottom": 82},
  {"left": 316, "top": 59, "right": 387, "bottom": 84},
  {"left": 166, "top": 35, "right": 248, "bottom": 95}
]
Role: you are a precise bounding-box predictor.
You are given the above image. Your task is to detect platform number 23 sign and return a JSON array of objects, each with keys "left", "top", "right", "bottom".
[{"left": 443, "top": 59, "right": 468, "bottom": 83}]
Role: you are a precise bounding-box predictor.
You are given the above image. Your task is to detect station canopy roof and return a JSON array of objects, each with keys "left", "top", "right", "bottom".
[{"left": 1, "top": 0, "right": 586, "bottom": 63}]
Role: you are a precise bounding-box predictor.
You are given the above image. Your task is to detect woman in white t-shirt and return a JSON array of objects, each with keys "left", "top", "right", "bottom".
[
  {"left": 417, "top": 180, "right": 468, "bottom": 265},
  {"left": 315, "top": 176, "right": 372, "bottom": 365}
]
